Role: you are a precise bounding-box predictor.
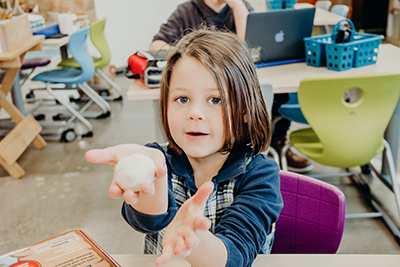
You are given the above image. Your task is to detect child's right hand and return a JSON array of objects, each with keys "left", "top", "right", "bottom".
[{"left": 85, "top": 144, "right": 167, "bottom": 206}]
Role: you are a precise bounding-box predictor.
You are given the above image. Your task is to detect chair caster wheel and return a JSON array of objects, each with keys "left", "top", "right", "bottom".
[
  {"left": 114, "top": 96, "right": 123, "bottom": 101},
  {"left": 99, "top": 90, "right": 110, "bottom": 97},
  {"left": 53, "top": 114, "right": 63, "bottom": 121},
  {"left": 34, "top": 114, "right": 45, "bottom": 121},
  {"left": 97, "top": 111, "right": 110, "bottom": 119},
  {"left": 61, "top": 129, "right": 76, "bottom": 142},
  {"left": 361, "top": 164, "right": 371, "bottom": 174},
  {"left": 26, "top": 91, "right": 35, "bottom": 99},
  {"left": 82, "top": 131, "right": 93, "bottom": 138}
]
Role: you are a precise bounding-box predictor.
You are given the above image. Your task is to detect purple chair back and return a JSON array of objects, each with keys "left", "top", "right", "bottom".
[{"left": 271, "top": 171, "right": 346, "bottom": 253}]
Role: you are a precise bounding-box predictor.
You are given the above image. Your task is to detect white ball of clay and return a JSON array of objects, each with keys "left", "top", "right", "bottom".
[{"left": 114, "top": 154, "right": 156, "bottom": 191}]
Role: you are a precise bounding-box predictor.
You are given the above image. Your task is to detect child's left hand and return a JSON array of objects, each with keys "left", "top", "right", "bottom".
[{"left": 155, "top": 181, "right": 214, "bottom": 266}]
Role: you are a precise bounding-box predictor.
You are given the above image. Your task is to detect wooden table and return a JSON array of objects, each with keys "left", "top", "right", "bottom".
[
  {"left": 111, "top": 254, "right": 400, "bottom": 267},
  {"left": 0, "top": 35, "right": 47, "bottom": 179},
  {"left": 42, "top": 35, "right": 70, "bottom": 59}
]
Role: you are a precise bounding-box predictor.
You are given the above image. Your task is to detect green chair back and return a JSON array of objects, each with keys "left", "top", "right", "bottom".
[
  {"left": 90, "top": 17, "right": 111, "bottom": 69},
  {"left": 296, "top": 72, "right": 400, "bottom": 168},
  {"left": 58, "top": 18, "right": 111, "bottom": 69}
]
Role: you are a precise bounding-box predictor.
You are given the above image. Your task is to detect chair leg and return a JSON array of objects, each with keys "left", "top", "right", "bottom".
[
  {"left": 266, "top": 146, "right": 280, "bottom": 168},
  {"left": 383, "top": 140, "right": 400, "bottom": 223},
  {"left": 78, "top": 82, "right": 111, "bottom": 118},
  {"left": 96, "top": 69, "right": 124, "bottom": 100},
  {"left": 280, "top": 143, "right": 291, "bottom": 171},
  {"left": 350, "top": 140, "right": 400, "bottom": 244},
  {"left": 45, "top": 82, "right": 93, "bottom": 135}
]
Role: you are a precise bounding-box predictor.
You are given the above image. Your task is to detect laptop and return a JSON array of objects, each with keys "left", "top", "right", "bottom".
[{"left": 245, "top": 8, "right": 315, "bottom": 67}]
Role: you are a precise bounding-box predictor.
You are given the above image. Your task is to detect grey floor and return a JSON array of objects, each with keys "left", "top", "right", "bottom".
[{"left": 1, "top": 73, "right": 400, "bottom": 257}]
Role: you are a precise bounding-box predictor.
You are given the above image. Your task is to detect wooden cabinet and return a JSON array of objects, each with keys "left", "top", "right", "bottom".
[{"left": 352, "top": 0, "right": 389, "bottom": 34}]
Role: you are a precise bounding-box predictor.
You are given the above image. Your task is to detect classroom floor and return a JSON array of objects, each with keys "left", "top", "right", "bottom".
[{"left": 1, "top": 68, "right": 400, "bottom": 257}]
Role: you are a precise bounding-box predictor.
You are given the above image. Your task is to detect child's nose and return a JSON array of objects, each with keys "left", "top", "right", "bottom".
[{"left": 188, "top": 103, "right": 205, "bottom": 121}]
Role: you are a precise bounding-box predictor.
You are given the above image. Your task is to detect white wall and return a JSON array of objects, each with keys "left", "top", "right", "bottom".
[{"left": 94, "top": 0, "right": 266, "bottom": 68}]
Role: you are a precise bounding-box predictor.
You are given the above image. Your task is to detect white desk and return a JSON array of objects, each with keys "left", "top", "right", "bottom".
[{"left": 111, "top": 254, "right": 400, "bottom": 267}]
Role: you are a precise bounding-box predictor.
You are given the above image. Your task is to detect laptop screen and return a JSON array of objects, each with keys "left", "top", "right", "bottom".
[{"left": 245, "top": 8, "right": 316, "bottom": 64}]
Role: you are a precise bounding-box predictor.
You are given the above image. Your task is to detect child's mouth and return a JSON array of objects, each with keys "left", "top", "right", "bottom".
[{"left": 187, "top": 132, "right": 207, "bottom": 136}]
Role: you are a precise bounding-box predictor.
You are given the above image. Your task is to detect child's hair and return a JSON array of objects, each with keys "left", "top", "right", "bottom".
[{"left": 160, "top": 28, "right": 271, "bottom": 155}]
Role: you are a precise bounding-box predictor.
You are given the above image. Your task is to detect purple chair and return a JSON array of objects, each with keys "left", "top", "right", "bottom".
[{"left": 272, "top": 171, "right": 346, "bottom": 253}]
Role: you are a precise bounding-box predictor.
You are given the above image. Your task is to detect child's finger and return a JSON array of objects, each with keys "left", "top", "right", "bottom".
[
  {"left": 140, "top": 183, "right": 155, "bottom": 196},
  {"left": 193, "top": 216, "right": 211, "bottom": 231},
  {"left": 85, "top": 147, "right": 117, "bottom": 165},
  {"left": 109, "top": 183, "right": 123, "bottom": 199},
  {"left": 155, "top": 245, "right": 174, "bottom": 266},
  {"left": 191, "top": 181, "right": 214, "bottom": 207},
  {"left": 123, "top": 190, "right": 139, "bottom": 205},
  {"left": 155, "top": 165, "right": 167, "bottom": 179},
  {"left": 183, "top": 228, "right": 200, "bottom": 248},
  {"left": 174, "top": 238, "right": 186, "bottom": 255}
]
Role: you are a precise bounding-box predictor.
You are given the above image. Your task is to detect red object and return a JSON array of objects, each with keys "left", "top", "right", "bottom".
[
  {"left": 11, "top": 261, "right": 41, "bottom": 267},
  {"left": 127, "top": 54, "right": 148, "bottom": 77}
]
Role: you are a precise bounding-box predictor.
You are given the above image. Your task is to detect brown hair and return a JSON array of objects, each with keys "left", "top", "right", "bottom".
[{"left": 160, "top": 28, "right": 271, "bottom": 155}]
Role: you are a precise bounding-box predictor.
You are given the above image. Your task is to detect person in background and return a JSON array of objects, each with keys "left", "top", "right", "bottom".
[
  {"left": 149, "top": 0, "right": 314, "bottom": 173},
  {"left": 149, "top": 0, "right": 253, "bottom": 51},
  {"left": 86, "top": 29, "right": 283, "bottom": 267}
]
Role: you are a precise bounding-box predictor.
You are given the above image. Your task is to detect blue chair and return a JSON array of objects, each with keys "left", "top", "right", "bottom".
[
  {"left": 331, "top": 4, "right": 349, "bottom": 18},
  {"left": 260, "top": 82, "right": 280, "bottom": 166},
  {"left": 278, "top": 93, "right": 308, "bottom": 125},
  {"left": 32, "top": 26, "right": 111, "bottom": 137},
  {"left": 315, "top": 0, "right": 332, "bottom": 11}
]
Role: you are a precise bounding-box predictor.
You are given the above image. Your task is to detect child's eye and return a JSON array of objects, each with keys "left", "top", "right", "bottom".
[
  {"left": 209, "top": 97, "right": 221, "bottom": 105},
  {"left": 176, "top": 96, "right": 189, "bottom": 104}
]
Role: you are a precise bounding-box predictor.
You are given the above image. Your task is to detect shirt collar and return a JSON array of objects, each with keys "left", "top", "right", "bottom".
[
  {"left": 165, "top": 145, "right": 253, "bottom": 191},
  {"left": 192, "top": 0, "right": 230, "bottom": 17}
]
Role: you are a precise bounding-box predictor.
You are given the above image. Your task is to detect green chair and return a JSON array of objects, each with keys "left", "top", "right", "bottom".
[
  {"left": 280, "top": 72, "right": 400, "bottom": 244},
  {"left": 58, "top": 18, "right": 123, "bottom": 101}
]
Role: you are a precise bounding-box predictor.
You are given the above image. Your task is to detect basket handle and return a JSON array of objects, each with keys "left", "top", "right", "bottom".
[{"left": 331, "top": 19, "right": 355, "bottom": 43}]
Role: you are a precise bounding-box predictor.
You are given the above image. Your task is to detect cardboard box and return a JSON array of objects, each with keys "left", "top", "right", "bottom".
[
  {"left": 0, "top": 229, "right": 121, "bottom": 267},
  {"left": 30, "top": 0, "right": 97, "bottom": 22},
  {"left": 0, "top": 14, "right": 32, "bottom": 53}
]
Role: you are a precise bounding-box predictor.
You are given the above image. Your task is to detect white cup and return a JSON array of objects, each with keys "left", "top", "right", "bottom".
[{"left": 58, "top": 13, "right": 79, "bottom": 35}]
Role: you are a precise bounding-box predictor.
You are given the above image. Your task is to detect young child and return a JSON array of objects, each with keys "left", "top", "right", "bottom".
[
  {"left": 86, "top": 29, "right": 283, "bottom": 267},
  {"left": 149, "top": 0, "right": 253, "bottom": 51}
]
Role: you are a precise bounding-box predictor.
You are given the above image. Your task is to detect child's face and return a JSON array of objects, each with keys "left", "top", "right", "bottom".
[{"left": 167, "top": 56, "right": 227, "bottom": 161}]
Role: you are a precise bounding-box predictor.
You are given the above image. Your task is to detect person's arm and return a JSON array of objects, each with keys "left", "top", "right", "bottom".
[
  {"left": 149, "top": 40, "right": 174, "bottom": 51},
  {"left": 149, "top": 3, "right": 189, "bottom": 50},
  {"left": 225, "top": 0, "right": 250, "bottom": 40},
  {"left": 85, "top": 144, "right": 168, "bottom": 215}
]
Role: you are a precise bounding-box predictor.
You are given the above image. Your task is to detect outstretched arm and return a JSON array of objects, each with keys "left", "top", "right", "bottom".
[
  {"left": 85, "top": 144, "right": 168, "bottom": 215},
  {"left": 155, "top": 181, "right": 228, "bottom": 267},
  {"left": 226, "top": 0, "right": 249, "bottom": 40}
]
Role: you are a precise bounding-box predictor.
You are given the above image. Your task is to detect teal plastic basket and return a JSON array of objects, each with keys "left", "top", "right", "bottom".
[
  {"left": 266, "top": 0, "right": 297, "bottom": 10},
  {"left": 304, "top": 19, "right": 384, "bottom": 71}
]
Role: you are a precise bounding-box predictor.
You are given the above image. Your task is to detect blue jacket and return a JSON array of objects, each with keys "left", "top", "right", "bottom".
[{"left": 122, "top": 142, "right": 283, "bottom": 267}]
